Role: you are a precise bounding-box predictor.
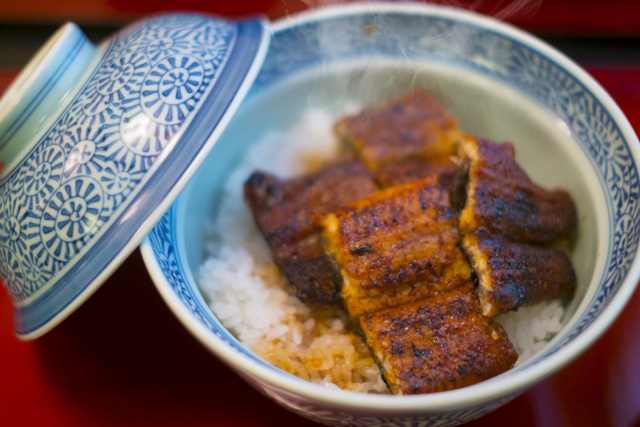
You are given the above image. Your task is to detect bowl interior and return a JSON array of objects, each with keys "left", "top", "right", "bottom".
[
  {"left": 180, "top": 59, "right": 602, "bottom": 357},
  {"left": 143, "top": 3, "right": 640, "bottom": 411}
]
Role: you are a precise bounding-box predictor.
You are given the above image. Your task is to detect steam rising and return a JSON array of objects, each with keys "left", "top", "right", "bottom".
[
  {"left": 298, "top": 0, "right": 542, "bottom": 21},
  {"left": 285, "top": 0, "right": 543, "bottom": 113}
]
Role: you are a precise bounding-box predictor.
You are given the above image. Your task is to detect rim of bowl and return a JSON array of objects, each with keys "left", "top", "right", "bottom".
[
  {"left": 140, "top": 1, "right": 640, "bottom": 412},
  {"left": 0, "top": 22, "right": 77, "bottom": 121}
]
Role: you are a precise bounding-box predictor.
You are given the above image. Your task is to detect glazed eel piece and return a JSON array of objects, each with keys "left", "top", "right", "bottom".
[
  {"left": 243, "top": 160, "right": 378, "bottom": 306},
  {"left": 334, "top": 90, "right": 460, "bottom": 171},
  {"left": 373, "top": 158, "right": 458, "bottom": 193},
  {"left": 461, "top": 230, "right": 576, "bottom": 317},
  {"left": 454, "top": 135, "right": 577, "bottom": 244},
  {"left": 359, "top": 284, "right": 518, "bottom": 394},
  {"left": 316, "top": 178, "right": 471, "bottom": 317}
]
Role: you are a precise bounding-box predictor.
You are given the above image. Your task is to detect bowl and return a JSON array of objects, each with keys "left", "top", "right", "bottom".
[
  {"left": 0, "top": 12, "right": 268, "bottom": 338},
  {"left": 139, "top": 3, "right": 640, "bottom": 425}
]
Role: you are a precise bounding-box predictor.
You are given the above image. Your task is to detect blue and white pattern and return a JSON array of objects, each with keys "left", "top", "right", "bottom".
[
  {"left": 145, "top": 8, "right": 639, "bottom": 426},
  {"left": 266, "top": 392, "right": 516, "bottom": 427},
  {"left": 1, "top": 13, "right": 266, "bottom": 334}
]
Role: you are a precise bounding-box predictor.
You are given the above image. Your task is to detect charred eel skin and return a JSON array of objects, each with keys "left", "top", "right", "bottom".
[
  {"left": 244, "top": 160, "right": 378, "bottom": 306},
  {"left": 455, "top": 135, "right": 577, "bottom": 244},
  {"left": 462, "top": 230, "right": 577, "bottom": 317},
  {"left": 359, "top": 284, "right": 517, "bottom": 394},
  {"left": 316, "top": 178, "right": 471, "bottom": 317}
]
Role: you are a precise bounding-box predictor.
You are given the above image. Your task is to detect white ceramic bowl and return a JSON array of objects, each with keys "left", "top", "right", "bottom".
[{"left": 140, "top": 3, "right": 640, "bottom": 426}]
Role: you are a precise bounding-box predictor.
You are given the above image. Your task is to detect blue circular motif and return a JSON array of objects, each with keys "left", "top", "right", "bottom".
[
  {"left": 97, "top": 63, "right": 135, "bottom": 95},
  {"left": 120, "top": 108, "right": 181, "bottom": 157},
  {"left": 141, "top": 55, "right": 206, "bottom": 125},
  {"left": 146, "top": 37, "right": 186, "bottom": 62},
  {"left": 21, "top": 145, "right": 65, "bottom": 214},
  {"left": 1, "top": 193, "right": 29, "bottom": 256},
  {"left": 23, "top": 145, "right": 64, "bottom": 196},
  {"left": 97, "top": 160, "right": 145, "bottom": 216},
  {"left": 40, "top": 177, "right": 105, "bottom": 261},
  {"left": 136, "top": 26, "right": 194, "bottom": 63},
  {"left": 192, "top": 37, "right": 228, "bottom": 62},
  {"left": 60, "top": 120, "right": 120, "bottom": 180},
  {"left": 6, "top": 217, "right": 21, "bottom": 241},
  {"left": 191, "top": 21, "right": 234, "bottom": 63},
  {"left": 0, "top": 246, "right": 25, "bottom": 297},
  {"left": 50, "top": 110, "right": 80, "bottom": 146},
  {"left": 82, "top": 52, "right": 150, "bottom": 117},
  {"left": 20, "top": 250, "right": 50, "bottom": 291},
  {"left": 66, "top": 139, "right": 97, "bottom": 175},
  {"left": 0, "top": 11, "right": 256, "bottom": 337},
  {"left": 99, "top": 161, "right": 137, "bottom": 196}
]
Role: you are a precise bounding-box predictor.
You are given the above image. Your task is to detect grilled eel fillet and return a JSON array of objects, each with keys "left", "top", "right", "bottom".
[
  {"left": 360, "top": 284, "right": 517, "bottom": 394},
  {"left": 316, "top": 178, "right": 471, "bottom": 317},
  {"left": 243, "top": 160, "right": 378, "bottom": 306},
  {"left": 334, "top": 90, "right": 461, "bottom": 170},
  {"left": 461, "top": 231, "right": 576, "bottom": 317},
  {"left": 454, "top": 135, "right": 577, "bottom": 243},
  {"left": 373, "top": 158, "right": 458, "bottom": 193}
]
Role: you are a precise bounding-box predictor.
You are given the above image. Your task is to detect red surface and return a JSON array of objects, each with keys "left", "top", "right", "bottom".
[
  {"left": 1, "top": 60, "right": 640, "bottom": 427},
  {"left": 0, "top": 0, "right": 639, "bottom": 35}
]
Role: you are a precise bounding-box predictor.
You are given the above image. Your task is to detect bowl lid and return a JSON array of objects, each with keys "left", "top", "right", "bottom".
[{"left": 0, "top": 13, "right": 270, "bottom": 339}]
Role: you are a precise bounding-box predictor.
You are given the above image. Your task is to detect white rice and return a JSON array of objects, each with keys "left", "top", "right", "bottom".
[
  {"left": 496, "top": 299, "right": 564, "bottom": 364},
  {"left": 198, "top": 108, "right": 565, "bottom": 392}
]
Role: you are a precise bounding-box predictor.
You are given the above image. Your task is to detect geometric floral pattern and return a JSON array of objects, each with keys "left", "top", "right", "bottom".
[
  {"left": 0, "top": 14, "right": 236, "bottom": 304},
  {"left": 146, "top": 9, "right": 639, "bottom": 427}
]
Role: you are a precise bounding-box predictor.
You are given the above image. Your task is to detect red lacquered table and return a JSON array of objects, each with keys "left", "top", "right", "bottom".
[{"left": 1, "top": 65, "right": 639, "bottom": 427}]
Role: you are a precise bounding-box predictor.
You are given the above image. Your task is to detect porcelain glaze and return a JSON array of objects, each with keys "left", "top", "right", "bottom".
[
  {"left": 0, "top": 13, "right": 268, "bottom": 338},
  {"left": 141, "top": 3, "right": 640, "bottom": 426}
]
